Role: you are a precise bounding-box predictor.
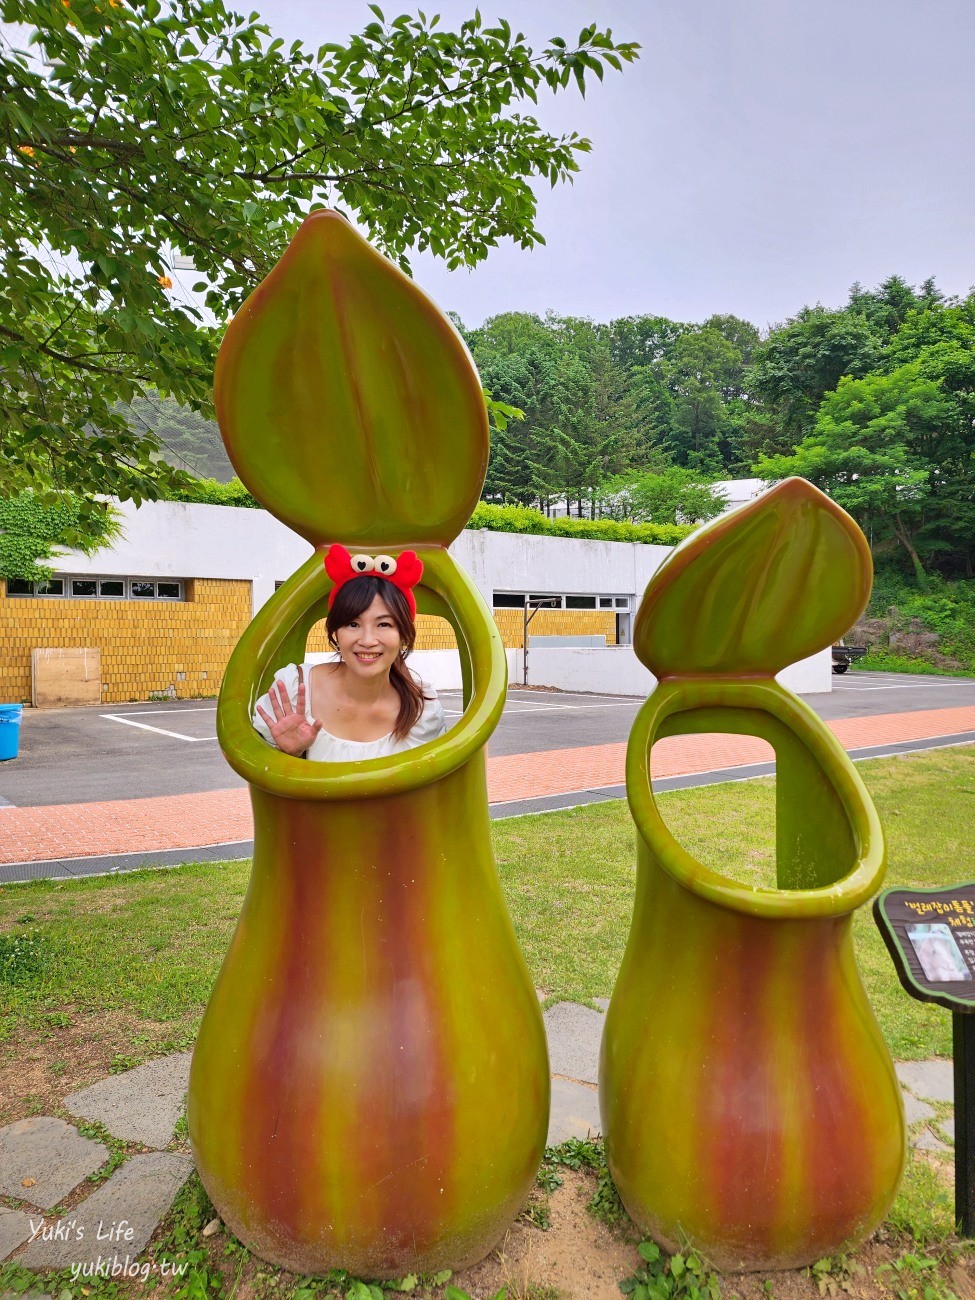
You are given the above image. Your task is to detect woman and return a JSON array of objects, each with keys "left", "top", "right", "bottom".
[{"left": 254, "top": 547, "right": 445, "bottom": 760}]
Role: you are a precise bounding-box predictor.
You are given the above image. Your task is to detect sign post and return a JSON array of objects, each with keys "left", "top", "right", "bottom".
[{"left": 874, "top": 883, "right": 975, "bottom": 1235}]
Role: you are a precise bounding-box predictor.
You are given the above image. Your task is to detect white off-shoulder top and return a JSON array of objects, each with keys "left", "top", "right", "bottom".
[{"left": 253, "top": 661, "right": 446, "bottom": 762}]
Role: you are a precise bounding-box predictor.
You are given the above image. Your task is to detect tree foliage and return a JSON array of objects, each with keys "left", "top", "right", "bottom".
[
  {"left": 0, "top": 0, "right": 637, "bottom": 514},
  {"left": 757, "top": 294, "right": 975, "bottom": 583},
  {"left": 598, "top": 467, "right": 728, "bottom": 525}
]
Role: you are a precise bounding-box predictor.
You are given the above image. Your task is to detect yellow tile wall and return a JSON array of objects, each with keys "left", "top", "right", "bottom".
[
  {"left": 0, "top": 581, "right": 616, "bottom": 705},
  {"left": 0, "top": 578, "right": 252, "bottom": 704},
  {"left": 492, "top": 608, "right": 617, "bottom": 649}
]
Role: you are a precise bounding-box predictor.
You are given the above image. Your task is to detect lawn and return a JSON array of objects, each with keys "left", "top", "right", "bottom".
[{"left": 2, "top": 746, "right": 974, "bottom": 1065}]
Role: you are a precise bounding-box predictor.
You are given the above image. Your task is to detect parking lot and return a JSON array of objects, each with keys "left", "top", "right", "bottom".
[{"left": 2, "top": 671, "right": 974, "bottom": 809}]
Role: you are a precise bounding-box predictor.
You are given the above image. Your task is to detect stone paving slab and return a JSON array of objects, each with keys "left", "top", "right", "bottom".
[
  {"left": 20, "top": 1152, "right": 192, "bottom": 1269},
  {"left": 939, "top": 1117, "right": 955, "bottom": 1143},
  {"left": 914, "top": 1129, "right": 950, "bottom": 1152},
  {"left": 544, "top": 1001, "right": 604, "bottom": 1086},
  {"left": 0, "top": 1207, "right": 32, "bottom": 1262},
  {"left": 903, "top": 1094, "right": 936, "bottom": 1125},
  {"left": 896, "top": 1060, "right": 953, "bottom": 1103},
  {"left": 0, "top": 1118, "right": 107, "bottom": 1210},
  {"left": 548, "top": 1077, "right": 601, "bottom": 1146},
  {"left": 65, "top": 1055, "right": 192, "bottom": 1151}
]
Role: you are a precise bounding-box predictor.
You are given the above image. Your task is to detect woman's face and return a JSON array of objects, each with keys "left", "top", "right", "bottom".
[{"left": 334, "top": 593, "right": 404, "bottom": 679}]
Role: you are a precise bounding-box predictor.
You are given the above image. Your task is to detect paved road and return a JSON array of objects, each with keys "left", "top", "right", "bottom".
[{"left": 2, "top": 671, "right": 973, "bottom": 810}]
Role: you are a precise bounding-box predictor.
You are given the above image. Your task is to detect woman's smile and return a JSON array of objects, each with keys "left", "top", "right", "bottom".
[{"left": 335, "top": 594, "right": 404, "bottom": 674}]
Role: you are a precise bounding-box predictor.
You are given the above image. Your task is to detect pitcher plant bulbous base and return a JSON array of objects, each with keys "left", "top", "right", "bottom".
[
  {"left": 189, "top": 762, "right": 549, "bottom": 1277},
  {"left": 601, "top": 848, "right": 905, "bottom": 1272}
]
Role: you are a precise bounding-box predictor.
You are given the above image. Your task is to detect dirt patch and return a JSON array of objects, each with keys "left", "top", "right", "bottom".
[
  {"left": 0, "top": 1007, "right": 193, "bottom": 1126},
  {"left": 462, "top": 1172, "right": 637, "bottom": 1299}
]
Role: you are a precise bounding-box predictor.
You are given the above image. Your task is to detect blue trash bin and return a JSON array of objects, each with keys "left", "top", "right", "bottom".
[{"left": 0, "top": 704, "right": 23, "bottom": 761}]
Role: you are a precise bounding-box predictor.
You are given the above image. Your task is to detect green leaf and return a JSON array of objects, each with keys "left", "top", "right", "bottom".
[{"left": 633, "top": 478, "right": 873, "bottom": 677}]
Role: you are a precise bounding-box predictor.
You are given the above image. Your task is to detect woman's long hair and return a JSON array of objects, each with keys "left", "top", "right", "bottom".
[{"left": 325, "top": 575, "right": 429, "bottom": 740}]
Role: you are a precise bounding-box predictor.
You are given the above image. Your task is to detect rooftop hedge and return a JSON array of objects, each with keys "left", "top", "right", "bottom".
[{"left": 166, "top": 479, "right": 692, "bottom": 546}]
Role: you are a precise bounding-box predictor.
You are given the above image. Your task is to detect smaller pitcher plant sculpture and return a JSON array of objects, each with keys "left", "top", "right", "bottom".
[
  {"left": 188, "top": 213, "right": 549, "bottom": 1278},
  {"left": 601, "top": 479, "right": 905, "bottom": 1271}
]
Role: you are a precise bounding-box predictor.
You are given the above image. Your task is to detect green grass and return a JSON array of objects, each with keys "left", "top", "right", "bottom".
[
  {"left": 1, "top": 747, "right": 974, "bottom": 1060},
  {"left": 854, "top": 649, "right": 975, "bottom": 677}
]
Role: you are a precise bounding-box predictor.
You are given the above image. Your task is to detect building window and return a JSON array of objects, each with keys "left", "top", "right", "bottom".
[
  {"left": 493, "top": 590, "right": 630, "bottom": 611},
  {"left": 5, "top": 576, "right": 185, "bottom": 600}
]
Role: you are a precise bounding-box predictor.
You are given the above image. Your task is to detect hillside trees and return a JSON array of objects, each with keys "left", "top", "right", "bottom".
[
  {"left": 467, "top": 310, "right": 756, "bottom": 511},
  {"left": 470, "top": 313, "right": 644, "bottom": 512},
  {"left": 747, "top": 309, "right": 881, "bottom": 454},
  {"left": 756, "top": 295, "right": 975, "bottom": 583}
]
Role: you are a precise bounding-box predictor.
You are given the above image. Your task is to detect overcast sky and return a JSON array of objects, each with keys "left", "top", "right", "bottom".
[{"left": 263, "top": 1, "right": 974, "bottom": 332}]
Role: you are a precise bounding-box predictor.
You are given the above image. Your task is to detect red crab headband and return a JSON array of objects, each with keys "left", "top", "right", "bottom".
[{"left": 323, "top": 544, "right": 423, "bottom": 619}]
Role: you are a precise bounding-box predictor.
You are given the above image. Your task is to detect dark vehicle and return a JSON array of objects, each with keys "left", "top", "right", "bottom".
[{"left": 832, "top": 643, "right": 867, "bottom": 674}]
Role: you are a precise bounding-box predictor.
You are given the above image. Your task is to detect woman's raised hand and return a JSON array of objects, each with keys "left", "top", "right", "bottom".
[{"left": 256, "top": 665, "right": 323, "bottom": 757}]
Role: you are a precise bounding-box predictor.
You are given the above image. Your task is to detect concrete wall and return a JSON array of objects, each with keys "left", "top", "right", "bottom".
[
  {"left": 451, "top": 527, "right": 672, "bottom": 610},
  {"left": 517, "top": 644, "right": 831, "bottom": 696},
  {"left": 24, "top": 499, "right": 833, "bottom": 699},
  {"left": 308, "top": 648, "right": 523, "bottom": 692},
  {"left": 60, "top": 500, "right": 309, "bottom": 616},
  {"left": 60, "top": 502, "right": 673, "bottom": 617}
]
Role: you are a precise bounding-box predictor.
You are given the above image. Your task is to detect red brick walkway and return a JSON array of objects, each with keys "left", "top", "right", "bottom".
[{"left": 3, "top": 705, "right": 974, "bottom": 865}]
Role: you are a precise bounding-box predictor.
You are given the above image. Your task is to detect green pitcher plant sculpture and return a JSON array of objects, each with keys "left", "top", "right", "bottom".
[
  {"left": 600, "top": 479, "right": 906, "bottom": 1271},
  {"left": 187, "top": 212, "right": 549, "bottom": 1278}
]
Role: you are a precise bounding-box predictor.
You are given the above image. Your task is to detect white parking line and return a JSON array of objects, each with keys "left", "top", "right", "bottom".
[
  {"left": 502, "top": 702, "right": 641, "bottom": 714},
  {"left": 839, "top": 675, "right": 975, "bottom": 686},
  {"left": 103, "top": 707, "right": 217, "bottom": 716},
  {"left": 834, "top": 684, "right": 934, "bottom": 692},
  {"left": 442, "top": 701, "right": 641, "bottom": 717},
  {"left": 834, "top": 682, "right": 975, "bottom": 692},
  {"left": 100, "top": 714, "right": 217, "bottom": 742}
]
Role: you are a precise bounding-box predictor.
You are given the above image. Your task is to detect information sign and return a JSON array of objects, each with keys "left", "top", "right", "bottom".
[
  {"left": 874, "top": 883, "right": 975, "bottom": 1237},
  {"left": 875, "top": 884, "right": 975, "bottom": 1013}
]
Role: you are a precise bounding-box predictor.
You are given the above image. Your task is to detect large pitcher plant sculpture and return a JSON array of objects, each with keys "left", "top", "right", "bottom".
[
  {"left": 601, "top": 480, "right": 905, "bottom": 1271},
  {"left": 188, "top": 213, "right": 549, "bottom": 1277}
]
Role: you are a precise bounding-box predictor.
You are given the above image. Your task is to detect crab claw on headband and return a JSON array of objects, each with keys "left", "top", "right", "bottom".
[{"left": 323, "top": 544, "right": 423, "bottom": 618}]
